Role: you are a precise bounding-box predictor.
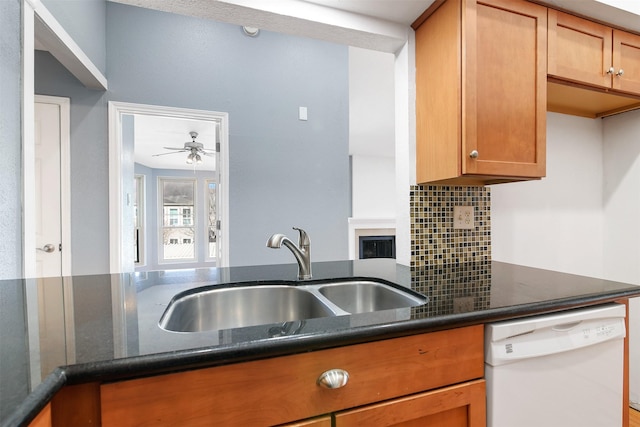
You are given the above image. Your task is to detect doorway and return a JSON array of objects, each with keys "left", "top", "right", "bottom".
[
  {"left": 24, "top": 95, "right": 75, "bottom": 385},
  {"left": 108, "top": 102, "right": 230, "bottom": 273}
]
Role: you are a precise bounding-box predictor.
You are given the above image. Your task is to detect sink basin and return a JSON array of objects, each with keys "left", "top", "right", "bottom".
[
  {"left": 159, "top": 285, "right": 336, "bottom": 332},
  {"left": 159, "top": 279, "right": 428, "bottom": 333},
  {"left": 318, "top": 280, "right": 427, "bottom": 314}
]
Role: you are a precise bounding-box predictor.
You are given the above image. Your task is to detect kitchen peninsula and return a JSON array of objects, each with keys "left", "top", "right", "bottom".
[{"left": 2, "top": 259, "right": 639, "bottom": 426}]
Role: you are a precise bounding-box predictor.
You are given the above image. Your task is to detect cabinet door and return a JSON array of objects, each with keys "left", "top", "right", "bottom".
[
  {"left": 278, "top": 416, "right": 332, "bottom": 427},
  {"left": 548, "top": 10, "right": 612, "bottom": 88},
  {"left": 613, "top": 29, "right": 640, "bottom": 95},
  {"left": 334, "top": 380, "right": 486, "bottom": 427},
  {"left": 464, "top": 0, "right": 547, "bottom": 179},
  {"left": 28, "top": 404, "right": 51, "bottom": 427}
]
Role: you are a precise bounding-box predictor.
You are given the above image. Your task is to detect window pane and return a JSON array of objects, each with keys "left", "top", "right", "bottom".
[
  {"left": 161, "top": 179, "right": 196, "bottom": 262},
  {"left": 207, "top": 181, "right": 217, "bottom": 259}
]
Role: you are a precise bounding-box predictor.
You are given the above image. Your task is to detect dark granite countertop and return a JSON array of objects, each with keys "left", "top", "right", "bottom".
[{"left": 2, "top": 259, "right": 639, "bottom": 426}]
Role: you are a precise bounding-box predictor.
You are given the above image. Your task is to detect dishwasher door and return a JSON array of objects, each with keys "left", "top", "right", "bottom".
[{"left": 485, "top": 303, "right": 626, "bottom": 427}]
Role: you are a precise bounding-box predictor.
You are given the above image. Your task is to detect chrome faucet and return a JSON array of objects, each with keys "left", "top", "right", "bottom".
[{"left": 266, "top": 227, "right": 312, "bottom": 280}]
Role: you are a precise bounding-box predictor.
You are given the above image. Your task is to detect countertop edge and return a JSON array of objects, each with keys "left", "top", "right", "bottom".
[{"left": 6, "top": 288, "right": 639, "bottom": 427}]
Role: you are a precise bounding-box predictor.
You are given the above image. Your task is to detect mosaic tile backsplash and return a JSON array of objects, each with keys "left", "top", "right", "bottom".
[
  {"left": 410, "top": 185, "right": 491, "bottom": 267},
  {"left": 410, "top": 185, "right": 492, "bottom": 315}
]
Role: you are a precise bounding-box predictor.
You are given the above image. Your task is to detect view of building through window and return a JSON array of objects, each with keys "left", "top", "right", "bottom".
[{"left": 161, "top": 178, "right": 195, "bottom": 261}]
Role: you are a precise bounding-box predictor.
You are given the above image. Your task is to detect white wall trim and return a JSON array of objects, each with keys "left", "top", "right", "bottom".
[
  {"left": 394, "top": 35, "right": 415, "bottom": 267},
  {"left": 348, "top": 217, "right": 396, "bottom": 260},
  {"left": 108, "top": 101, "right": 230, "bottom": 273},
  {"left": 32, "top": 0, "right": 107, "bottom": 89},
  {"left": 22, "top": 0, "right": 41, "bottom": 391}
]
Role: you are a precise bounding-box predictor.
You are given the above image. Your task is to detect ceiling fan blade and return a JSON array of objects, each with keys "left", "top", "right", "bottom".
[
  {"left": 152, "top": 151, "right": 184, "bottom": 157},
  {"left": 201, "top": 152, "right": 216, "bottom": 157},
  {"left": 162, "top": 147, "right": 188, "bottom": 151}
]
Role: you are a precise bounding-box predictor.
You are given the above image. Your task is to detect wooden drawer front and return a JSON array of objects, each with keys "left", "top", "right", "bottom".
[
  {"left": 101, "top": 325, "right": 484, "bottom": 427},
  {"left": 334, "top": 379, "right": 486, "bottom": 427},
  {"left": 277, "top": 416, "right": 332, "bottom": 427}
]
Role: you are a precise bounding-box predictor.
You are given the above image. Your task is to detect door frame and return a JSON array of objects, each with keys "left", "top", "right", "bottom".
[
  {"left": 23, "top": 95, "right": 72, "bottom": 278},
  {"left": 108, "top": 101, "right": 230, "bottom": 273}
]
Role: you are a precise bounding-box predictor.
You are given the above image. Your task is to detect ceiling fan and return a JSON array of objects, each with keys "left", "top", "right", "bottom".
[{"left": 152, "top": 131, "right": 215, "bottom": 164}]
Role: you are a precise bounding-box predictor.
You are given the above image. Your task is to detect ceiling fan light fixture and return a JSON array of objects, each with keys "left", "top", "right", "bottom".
[
  {"left": 186, "top": 152, "right": 195, "bottom": 164},
  {"left": 195, "top": 154, "right": 202, "bottom": 164}
]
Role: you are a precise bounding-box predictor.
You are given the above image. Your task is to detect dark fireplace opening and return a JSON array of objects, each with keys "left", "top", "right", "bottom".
[{"left": 359, "top": 235, "right": 396, "bottom": 259}]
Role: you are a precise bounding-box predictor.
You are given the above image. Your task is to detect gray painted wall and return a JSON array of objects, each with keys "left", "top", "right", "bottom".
[
  {"left": 35, "top": 51, "right": 110, "bottom": 276},
  {"left": 35, "top": 2, "right": 349, "bottom": 272},
  {"left": 41, "top": 0, "right": 107, "bottom": 74},
  {"left": 107, "top": 3, "right": 350, "bottom": 267},
  {"left": 0, "top": 1, "right": 29, "bottom": 419},
  {"left": 0, "top": 0, "right": 23, "bottom": 280}
]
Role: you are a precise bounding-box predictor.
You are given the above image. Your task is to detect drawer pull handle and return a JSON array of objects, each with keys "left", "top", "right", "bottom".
[{"left": 317, "top": 369, "right": 349, "bottom": 389}]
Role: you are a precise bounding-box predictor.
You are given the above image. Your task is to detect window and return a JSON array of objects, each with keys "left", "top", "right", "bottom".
[
  {"left": 182, "top": 208, "right": 192, "bottom": 226},
  {"left": 206, "top": 180, "right": 217, "bottom": 260},
  {"left": 160, "top": 178, "right": 196, "bottom": 262},
  {"left": 169, "top": 208, "right": 179, "bottom": 226}
]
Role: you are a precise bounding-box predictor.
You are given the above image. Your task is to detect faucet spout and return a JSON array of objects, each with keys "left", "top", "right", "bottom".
[{"left": 266, "top": 227, "right": 312, "bottom": 280}]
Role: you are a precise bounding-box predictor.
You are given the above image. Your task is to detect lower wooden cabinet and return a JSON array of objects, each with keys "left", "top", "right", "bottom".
[
  {"left": 334, "top": 380, "right": 486, "bottom": 427},
  {"left": 27, "top": 403, "right": 51, "bottom": 427},
  {"left": 278, "top": 416, "right": 332, "bottom": 427},
  {"left": 32, "top": 325, "right": 486, "bottom": 427}
]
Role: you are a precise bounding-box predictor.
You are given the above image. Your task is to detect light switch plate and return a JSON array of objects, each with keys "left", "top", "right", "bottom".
[
  {"left": 453, "top": 205, "right": 474, "bottom": 230},
  {"left": 299, "top": 106, "right": 308, "bottom": 121}
]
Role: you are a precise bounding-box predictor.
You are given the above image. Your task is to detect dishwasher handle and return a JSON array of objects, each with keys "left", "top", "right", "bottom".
[{"left": 551, "top": 321, "right": 582, "bottom": 332}]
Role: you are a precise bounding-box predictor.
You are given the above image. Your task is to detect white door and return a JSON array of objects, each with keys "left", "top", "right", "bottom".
[
  {"left": 31, "top": 96, "right": 75, "bottom": 380},
  {"left": 34, "top": 101, "right": 63, "bottom": 276}
]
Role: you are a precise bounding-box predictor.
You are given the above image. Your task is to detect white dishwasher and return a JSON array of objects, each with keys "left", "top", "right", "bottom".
[{"left": 485, "top": 303, "right": 626, "bottom": 427}]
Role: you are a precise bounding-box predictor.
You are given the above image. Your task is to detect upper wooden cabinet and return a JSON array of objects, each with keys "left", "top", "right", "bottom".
[
  {"left": 548, "top": 10, "right": 640, "bottom": 117},
  {"left": 414, "top": 0, "right": 547, "bottom": 186},
  {"left": 549, "top": 10, "right": 640, "bottom": 94}
]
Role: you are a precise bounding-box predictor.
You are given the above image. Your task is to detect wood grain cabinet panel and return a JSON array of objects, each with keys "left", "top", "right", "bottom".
[
  {"left": 548, "top": 10, "right": 613, "bottom": 89},
  {"left": 549, "top": 9, "right": 640, "bottom": 97},
  {"left": 28, "top": 404, "right": 51, "bottom": 427},
  {"left": 278, "top": 416, "right": 332, "bottom": 427},
  {"left": 334, "top": 379, "right": 486, "bottom": 427},
  {"left": 100, "top": 325, "right": 484, "bottom": 427},
  {"left": 415, "top": 0, "right": 546, "bottom": 185},
  {"left": 613, "top": 30, "right": 640, "bottom": 95},
  {"left": 548, "top": 10, "right": 640, "bottom": 117}
]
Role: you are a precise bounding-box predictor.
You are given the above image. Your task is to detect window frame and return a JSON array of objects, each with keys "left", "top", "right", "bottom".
[
  {"left": 204, "top": 179, "right": 218, "bottom": 263},
  {"left": 134, "top": 174, "right": 145, "bottom": 266},
  {"left": 158, "top": 177, "right": 197, "bottom": 264}
]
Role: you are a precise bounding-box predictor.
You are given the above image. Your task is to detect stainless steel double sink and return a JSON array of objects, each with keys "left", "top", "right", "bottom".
[{"left": 159, "top": 279, "right": 428, "bottom": 333}]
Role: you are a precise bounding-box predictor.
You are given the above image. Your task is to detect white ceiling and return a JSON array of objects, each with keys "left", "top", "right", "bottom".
[
  {"left": 134, "top": 115, "right": 217, "bottom": 171},
  {"left": 301, "top": 0, "right": 434, "bottom": 25}
]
